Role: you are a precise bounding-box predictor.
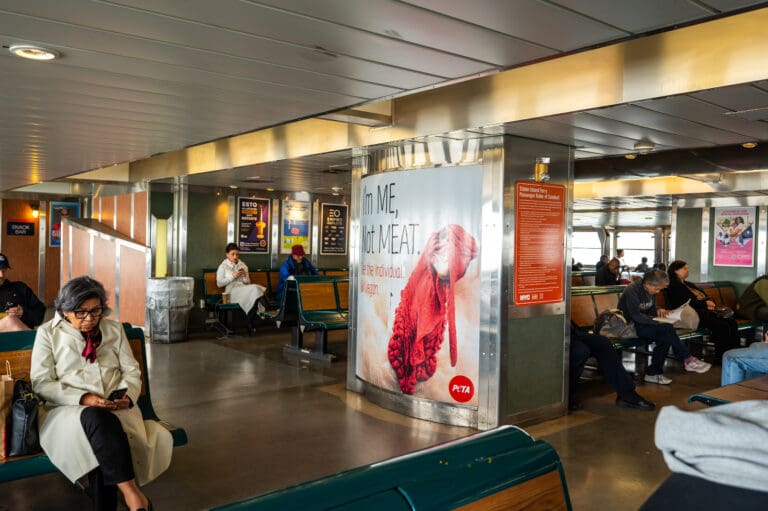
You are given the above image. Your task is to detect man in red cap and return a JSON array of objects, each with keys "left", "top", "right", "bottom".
[
  {"left": 277, "top": 244, "right": 318, "bottom": 298},
  {"left": 0, "top": 253, "right": 46, "bottom": 331}
]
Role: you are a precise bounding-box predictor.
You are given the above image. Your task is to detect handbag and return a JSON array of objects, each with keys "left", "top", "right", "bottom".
[
  {"left": 595, "top": 309, "right": 638, "bottom": 339},
  {"left": 7, "top": 378, "right": 42, "bottom": 457},
  {"left": 672, "top": 303, "right": 700, "bottom": 330},
  {"left": 0, "top": 361, "right": 13, "bottom": 460}
]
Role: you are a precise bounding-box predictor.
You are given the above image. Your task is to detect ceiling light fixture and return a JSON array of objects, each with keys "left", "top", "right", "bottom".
[
  {"left": 742, "top": 142, "right": 758, "bottom": 149},
  {"left": 30, "top": 203, "right": 40, "bottom": 218},
  {"left": 9, "top": 44, "right": 60, "bottom": 61},
  {"left": 624, "top": 153, "right": 637, "bottom": 160},
  {"left": 633, "top": 141, "right": 655, "bottom": 154}
]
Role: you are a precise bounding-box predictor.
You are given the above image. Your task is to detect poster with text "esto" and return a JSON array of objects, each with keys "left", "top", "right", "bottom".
[
  {"left": 356, "top": 165, "right": 482, "bottom": 406},
  {"left": 238, "top": 197, "right": 270, "bottom": 253}
]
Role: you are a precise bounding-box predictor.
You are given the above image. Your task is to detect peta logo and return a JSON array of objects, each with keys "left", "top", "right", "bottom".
[{"left": 448, "top": 375, "right": 475, "bottom": 403}]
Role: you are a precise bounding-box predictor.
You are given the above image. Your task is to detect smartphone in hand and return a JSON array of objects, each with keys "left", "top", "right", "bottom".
[{"left": 107, "top": 388, "right": 128, "bottom": 401}]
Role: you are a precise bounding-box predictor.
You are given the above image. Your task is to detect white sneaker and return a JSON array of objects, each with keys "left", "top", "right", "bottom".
[
  {"left": 684, "top": 357, "right": 712, "bottom": 373},
  {"left": 644, "top": 373, "right": 672, "bottom": 385}
]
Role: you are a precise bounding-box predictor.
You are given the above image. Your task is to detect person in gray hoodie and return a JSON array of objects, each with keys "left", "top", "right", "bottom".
[{"left": 617, "top": 269, "right": 711, "bottom": 385}]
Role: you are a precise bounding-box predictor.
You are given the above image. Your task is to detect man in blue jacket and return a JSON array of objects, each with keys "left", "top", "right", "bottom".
[{"left": 277, "top": 244, "right": 318, "bottom": 299}]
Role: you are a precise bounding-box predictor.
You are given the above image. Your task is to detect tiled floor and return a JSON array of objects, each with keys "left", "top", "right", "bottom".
[{"left": 0, "top": 326, "right": 723, "bottom": 510}]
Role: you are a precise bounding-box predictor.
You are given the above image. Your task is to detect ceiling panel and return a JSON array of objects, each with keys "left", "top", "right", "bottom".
[{"left": 552, "top": 0, "right": 714, "bottom": 32}]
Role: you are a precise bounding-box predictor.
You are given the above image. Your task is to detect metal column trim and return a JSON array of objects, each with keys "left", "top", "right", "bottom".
[
  {"left": 700, "top": 208, "right": 710, "bottom": 281},
  {"left": 37, "top": 200, "right": 47, "bottom": 299},
  {"left": 670, "top": 205, "right": 678, "bottom": 262},
  {"left": 757, "top": 206, "right": 767, "bottom": 277},
  {"left": 227, "top": 195, "right": 236, "bottom": 244},
  {"left": 114, "top": 242, "right": 121, "bottom": 322}
]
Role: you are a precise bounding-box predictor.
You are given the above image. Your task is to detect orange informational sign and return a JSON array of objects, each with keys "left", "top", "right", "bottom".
[{"left": 513, "top": 181, "right": 566, "bottom": 306}]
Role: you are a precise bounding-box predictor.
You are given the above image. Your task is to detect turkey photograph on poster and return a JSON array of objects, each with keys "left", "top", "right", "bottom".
[{"left": 356, "top": 165, "right": 482, "bottom": 407}]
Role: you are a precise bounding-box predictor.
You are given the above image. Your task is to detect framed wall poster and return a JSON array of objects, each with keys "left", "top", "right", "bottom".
[
  {"left": 50, "top": 202, "right": 81, "bottom": 247},
  {"left": 280, "top": 200, "right": 311, "bottom": 253},
  {"left": 320, "top": 203, "right": 348, "bottom": 255},
  {"left": 237, "top": 197, "right": 271, "bottom": 253},
  {"left": 713, "top": 206, "right": 755, "bottom": 267}
]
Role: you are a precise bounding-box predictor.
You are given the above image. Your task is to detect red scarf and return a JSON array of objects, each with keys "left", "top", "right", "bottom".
[
  {"left": 81, "top": 328, "right": 102, "bottom": 363},
  {"left": 388, "top": 225, "right": 478, "bottom": 394}
]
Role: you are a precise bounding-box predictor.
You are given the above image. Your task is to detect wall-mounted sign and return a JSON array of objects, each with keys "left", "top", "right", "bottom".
[
  {"left": 356, "top": 165, "right": 482, "bottom": 406},
  {"left": 513, "top": 181, "right": 566, "bottom": 306},
  {"left": 237, "top": 197, "right": 270, "bottom": 253},
  {"left": 6, "top": 219, "right": 34, "bottom": 236},
  {"left": 280, "top": 200, "right": 311, "bottom": 254},
  {"left": 714, "top": 206, "right": 755, "bottom": 267},
  {"left": 50, "top": 202, "right": 81, "bottom": 247},
  {"left": 320, "top": 203, "right": 348, "bottom": 255}
]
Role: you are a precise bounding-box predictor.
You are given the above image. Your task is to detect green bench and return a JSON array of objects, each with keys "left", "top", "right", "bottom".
[
  {"left": 207, "top": 425, "right": 571, "bottom": 511},
  {"left": 0, "top": 323, "right": 187, "bottom": 483},
  {"left": 281, "top": 276, "right": 348, "bottom": 362}
]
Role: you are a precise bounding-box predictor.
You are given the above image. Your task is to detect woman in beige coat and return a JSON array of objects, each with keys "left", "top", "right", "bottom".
[{"left": 31, "top": 277, "right": 171, "bottom": 511}]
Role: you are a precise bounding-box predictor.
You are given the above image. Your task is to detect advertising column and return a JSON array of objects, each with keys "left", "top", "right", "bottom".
[{"left": 356, "top": 165, "right": 483, "bottom": 406}]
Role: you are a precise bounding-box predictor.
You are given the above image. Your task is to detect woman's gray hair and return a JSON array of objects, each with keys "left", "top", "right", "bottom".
[
  {"left": 642, "top": 268, "right": 669, "bottom": 287},
  {"left": 55, "top": 276, "right": 108, "bottom": 314}
]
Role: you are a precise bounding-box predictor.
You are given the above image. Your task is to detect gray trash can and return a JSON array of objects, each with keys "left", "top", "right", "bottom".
[{"left": 146, "top": 277, "right": 194, "bottom": 343}]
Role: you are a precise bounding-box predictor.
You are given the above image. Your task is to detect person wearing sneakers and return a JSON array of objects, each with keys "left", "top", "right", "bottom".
[
  {"left": 736, "top": 274, "right": 768, "bottom": 321},
  {"left": 618, "top": 269, "right": 711, "bottom": 385}
]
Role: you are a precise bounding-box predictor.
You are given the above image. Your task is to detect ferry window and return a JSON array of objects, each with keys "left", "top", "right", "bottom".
[
  {"left": 572, "top": 231, "right": 601, "bottom": 267},
  {"left": 616, "top": 231, "right": 655, "bottom": 269}
]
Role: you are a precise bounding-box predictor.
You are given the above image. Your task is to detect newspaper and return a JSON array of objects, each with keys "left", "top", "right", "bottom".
[{"left": 653, "top": 300, "right": 689, "bottom": 324}]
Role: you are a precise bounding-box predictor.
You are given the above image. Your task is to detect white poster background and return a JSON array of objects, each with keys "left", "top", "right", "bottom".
[{"left": 356, "top": 165, "right": 482, "bottom": 406}]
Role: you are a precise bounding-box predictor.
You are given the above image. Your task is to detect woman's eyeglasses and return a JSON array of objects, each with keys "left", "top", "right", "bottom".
[{"left": 73, "top": 307, "right": 103, "bottom": 319}]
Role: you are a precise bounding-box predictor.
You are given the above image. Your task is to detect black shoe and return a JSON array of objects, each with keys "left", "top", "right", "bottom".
[
  {"left": 568, "top": 400, "right": 583, "bottom": 412},
  {"left": 616, "top": 393, "right": 656, "bottom": 411}
]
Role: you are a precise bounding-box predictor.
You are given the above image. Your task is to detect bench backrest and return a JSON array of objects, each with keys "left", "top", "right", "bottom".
[
  {"left": 208, "top": 425, "right": 570, "bottom": 511},
  {"left": 295, "top": 278, "right": 339, "bottom": 312},
  {"left": 570, "top": 286, "right": 626, "bottom": 330},
  {"left": 0, "top": 324, "right": 156, "bottom": 421},
  {"left": 336, "top": 279, "right": 349, "bottom": 311}
]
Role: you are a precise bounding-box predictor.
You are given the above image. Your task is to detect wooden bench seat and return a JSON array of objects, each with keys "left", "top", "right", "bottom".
[
  {"left": 0, "top": 324, "right": 187, "bottom": 483},
  {"left": 207, "top": 425, "right": 571, "bottom": 511}
]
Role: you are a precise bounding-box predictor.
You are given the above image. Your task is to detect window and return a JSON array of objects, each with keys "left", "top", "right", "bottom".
[
  {"left": 616, "top": 231, "right": 656, "bottom": 270},
  {"left": 572, "top": 231, "right": 602, "bottom": 268}
]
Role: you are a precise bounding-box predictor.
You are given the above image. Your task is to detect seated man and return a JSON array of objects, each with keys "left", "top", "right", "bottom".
[
  {"left": 736, "top": 274, "right": 768, "bottom": 321},
  {"left": 618, "top": 269, "right": 711, "bottom": 385},
  {"left": 569, "top": 325, "right": 655, "bottom": 411},
  {"left": 635, "top": 257, "right": 650, "bottom": 273},
  {"left": 721, "top": 330, "right": 768, "bottom": 385},
  {"left": 276, "top": 244, "right": 319, "bottom": 299},
  {"left": 0, "top": 253, "right": 46, "bottom": 331}
]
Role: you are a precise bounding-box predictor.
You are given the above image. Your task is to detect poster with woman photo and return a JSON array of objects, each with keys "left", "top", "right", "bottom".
[
  {"left": 714, "top": 206, "right": 755, "bottom": 267},
  {"left": 356, "top": 165, "right": 482, "bottom": 406},
  {"left": 50, "top": 202, "right": 81, "bottom": 247}
]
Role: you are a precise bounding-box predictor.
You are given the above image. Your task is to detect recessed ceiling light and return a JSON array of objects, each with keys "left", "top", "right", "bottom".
[
  {"left": 742, "top": 142, "right": 758, "bottom": 149},
  {"left": 624, "top": 153, "right": 637, "bottom": 160},
  {"left": 229, "top": 185, "right": 238, "bottom": 189},
  {"left": 331, "top": 186, "right": 342, "bottom": 192},
  {"left": 633, "top": 141, "right": 655, "bottom": 154},
  {"left": 266, "top": 188, "right": 275, "bottom": 192},
  {"left": 9, "top": 44, "right": 60, "bottom": 61}
]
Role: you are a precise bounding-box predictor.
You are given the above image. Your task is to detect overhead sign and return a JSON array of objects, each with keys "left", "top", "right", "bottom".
[{"left": 6, "top": 219, "right": 34, "bottom": 236}]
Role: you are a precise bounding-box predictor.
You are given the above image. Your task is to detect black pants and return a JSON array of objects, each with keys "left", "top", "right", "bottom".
[
  {"left": 570, "top": 331, "right": 635, "bottom": 400},
  {"left": 700, "top": 315, "right": 739, "bottom": 360},
  {"left": 80, "top": 407, "right": 136, "bottom": 511}
]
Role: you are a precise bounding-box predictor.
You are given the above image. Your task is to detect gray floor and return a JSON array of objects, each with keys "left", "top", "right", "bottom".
[{"left": 0, "top": 326, "right": 724, "bottom": 510}]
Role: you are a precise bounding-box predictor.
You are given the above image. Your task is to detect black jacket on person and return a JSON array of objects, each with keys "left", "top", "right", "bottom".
[
  {"left": 0, "top": 279, "right": 46, "bottom": 328},
  {"left": 595, "top": 265, "right": 620, "bottom": 286},
  {"left": 665, "top": 279, "right": 710, "bottom": 321}
]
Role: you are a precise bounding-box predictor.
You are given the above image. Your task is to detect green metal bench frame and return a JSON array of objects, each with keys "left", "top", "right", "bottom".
[
  {"left": 208, "top": 425, "right": 571, "bottom": 511},
  {"left": 0, "top": 323, "right": 187, "bottom": 483}
]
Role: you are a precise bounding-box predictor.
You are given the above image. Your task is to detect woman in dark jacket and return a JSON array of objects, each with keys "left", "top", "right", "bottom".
[{"left": 666, "top": 260, "right": 739, "bottom": 362}]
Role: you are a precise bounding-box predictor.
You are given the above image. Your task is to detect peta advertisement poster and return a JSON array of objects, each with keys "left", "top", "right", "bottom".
[
  {"left": 356, "top": 165, "right": 482, "bottom": 406},
  {"left": 50, "top": 202, "right": 80, "bottom": 247},
  {"left": 238, "top": 197, "right": 270, "bottom": 253},
  {"left": 280, "top": 200, "right": 311, "bottom": 254},
  {"left": 714, "top": 206, "right": 755, "bottom": 267}
]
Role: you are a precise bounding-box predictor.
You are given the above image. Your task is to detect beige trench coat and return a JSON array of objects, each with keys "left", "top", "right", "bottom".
[{"left": 30, "top": 315, "right": 172, "bottom": 485}]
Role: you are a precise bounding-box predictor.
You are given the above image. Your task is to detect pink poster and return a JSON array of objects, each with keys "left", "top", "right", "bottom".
[{"left": 713, "top": 206, "right": 755, "bottom": 267}]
